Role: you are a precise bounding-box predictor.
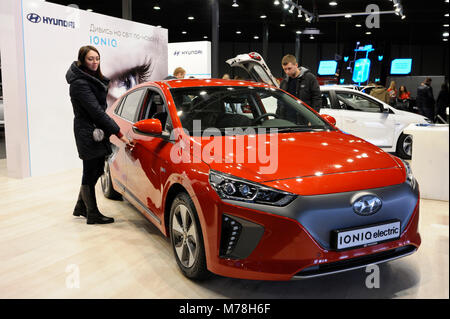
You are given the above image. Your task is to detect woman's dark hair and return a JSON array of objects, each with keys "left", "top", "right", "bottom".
[
  {"left": 77, "top": 45, "right": 104, "bottom": 79},
  {"left": 399, "top": 85, "right": 408, "bottom": 93}
]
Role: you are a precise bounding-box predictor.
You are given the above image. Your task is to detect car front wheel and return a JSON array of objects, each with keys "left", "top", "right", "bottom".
[
  {"left": 101, "top": 160, "right": 122, "bottom": 199},
  {"left": 169, "top": 192, "right": 209, "bottom": 280}
]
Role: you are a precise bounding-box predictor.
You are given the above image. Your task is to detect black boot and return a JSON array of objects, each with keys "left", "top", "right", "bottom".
[
  {"left": 80, "top": 184, "right": 114, "bottom": 225},
  {"left": 73, "top": 187, "right": 87, "bottom": 217}
]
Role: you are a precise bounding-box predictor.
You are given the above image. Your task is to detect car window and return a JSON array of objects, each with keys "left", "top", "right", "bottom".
[
  {"left": 137, "top": 89, "right": 171, "bottom": 131},
  {"left": 336, "top": 92, "right": 382, "bottom": 113},
  {"left": 170, "top": 86, "right": 333, "bottom": 135},
  {"left": 119, "top": 89, "right": 145, "bottom": 122},
  {"left": 320, "top": 92, "right": 332, "bottom": 109}
]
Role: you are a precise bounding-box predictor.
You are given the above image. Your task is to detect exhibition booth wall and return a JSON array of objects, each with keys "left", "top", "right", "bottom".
[{"left": 0, "top": 0, "right": 168, "bottom": 178}]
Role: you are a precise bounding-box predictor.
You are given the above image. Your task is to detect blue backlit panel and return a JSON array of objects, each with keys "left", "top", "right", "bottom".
[
  {"left": 352, "top": 58, "right": 371, "bottom": 83},
  {"left": 390, "top": 58, "right": 412, "bottom": 75},
  {"left": 318, "top": 60, "right": 338, "bottom": 76}
]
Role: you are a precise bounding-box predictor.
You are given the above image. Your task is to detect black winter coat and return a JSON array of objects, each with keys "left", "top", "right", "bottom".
[
  {"left": 279, "top": 67, "right": 321, "bottom": 111},
  {"left": 66, "top": 62, "right": 120, "bottom": 160},
  {"left": 416, "top": 84, "right": 435, "bottom": 110}
]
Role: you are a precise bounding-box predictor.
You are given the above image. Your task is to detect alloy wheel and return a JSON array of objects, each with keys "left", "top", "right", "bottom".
[
  {"left": 402, "top": 135, "right": 413, "bottom": 157},
  {"left": 171, "top": 204, "right": 199, "bottom": 268}
]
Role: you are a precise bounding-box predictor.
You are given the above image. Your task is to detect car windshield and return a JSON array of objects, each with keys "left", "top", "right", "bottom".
[{"left": 170, "top": 86, "right": 333, "bottom": 135}]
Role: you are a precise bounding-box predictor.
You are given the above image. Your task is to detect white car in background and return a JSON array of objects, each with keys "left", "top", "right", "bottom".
[{"left": 227, "top": 52, "right": 430, "bottom": 159}]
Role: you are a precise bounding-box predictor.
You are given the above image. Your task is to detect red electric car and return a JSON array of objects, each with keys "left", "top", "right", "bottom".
[{"left": 102, "top": 77, "right": 420, "bottom": 281}]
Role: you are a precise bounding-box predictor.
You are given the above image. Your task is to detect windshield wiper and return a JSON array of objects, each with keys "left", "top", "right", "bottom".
[{"left": 276, "top": 126, "right": 327, "bottom": 133}]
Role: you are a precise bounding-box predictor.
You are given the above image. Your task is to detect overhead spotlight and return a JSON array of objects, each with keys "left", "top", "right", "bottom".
[
  {"left": 232, "top": 0, "right": 239, "bottom": 8},
  {"left": 283, "top": 0, "right": 289, "bottom": 9},
  {"left": 443, "top": 32, "right": 449, "bottom": 37},
  {"left": 236, "top": 30, "right": 242, "bottom": 34},
  {"left": 296, "top": 30, "right": 302, "bottom": 34},
  {"left": 188, "top": 16, "right": 194, "bottom": 20},
  {"left": 289, "top": 5, "right": 295, "bottom": 13},
  {"left": 254, "top": 35, "right": 259, "bottom": 39},
  {"left": 355, "top": 24, "right": 362, "bottom": 27},
  {"left": 401, "top": 14, "right": 406, "bottom": 19},
  {"left": 182, "top": 31, "right": 187, "bottom": 34},
  {"left": 305, "top": 14, "right": 313, "bottom": 23},
  {"left": 274, "top": 0, "right": 280, "bottom": 5},
  {"left": 280, "top": 23, "right": 286, "bottom": 27},
  {"left": 260, "top": 15, "right": 267, "bottom": 19},
  {"left": 203, "top": 36, "right": 208, "bottom": 39},
  {"left": 153, "top": 5, "right": 160, "bottom": 10},
  {"left": 444, "top": 24, "right": 449, "bottom": 27},
  {"left": 297, "top": 7, "right": 303, "bottom": 18},
  {"left": 309, "top": 35, "right": 315, "bottom": 39},
  {"left": 345, "top": 14, "right": 352, "bottom": 18},
  {"left": 329, "top": 1, "right": 338, "bottom": 6}
]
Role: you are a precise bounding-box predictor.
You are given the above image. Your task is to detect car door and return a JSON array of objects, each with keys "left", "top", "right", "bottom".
[
  {"left": 125, "top": 87, "right": 174, "bottom": 226},
  {"left": 334, "top": 90, "right": 396, "bottom": 148},
  {"left": 108, "top": 88, "right": 146, "bottom": 193}
]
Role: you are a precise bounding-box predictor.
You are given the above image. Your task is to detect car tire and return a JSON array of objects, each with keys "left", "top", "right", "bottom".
[
  {"left": 396, "top": 133, "right": 412, "bottom": 160},
  {"left": 169, "top": 192, "right": 210, "bottom": 280},
  {"left": 101, "top": 160, "right": 122, "bottom": 200}
]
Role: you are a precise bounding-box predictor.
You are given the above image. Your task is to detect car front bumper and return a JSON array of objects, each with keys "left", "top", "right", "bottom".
[{"left": 195, "top": 182, "right": 421, "bottom": 281}]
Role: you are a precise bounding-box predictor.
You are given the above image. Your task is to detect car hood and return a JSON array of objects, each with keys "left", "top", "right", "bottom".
[
  {"left": 393, "top": 108, "right": 430, "bottom": 123},
  {"left": 188, "top": 130, "right": 404, "bottom": 191}
]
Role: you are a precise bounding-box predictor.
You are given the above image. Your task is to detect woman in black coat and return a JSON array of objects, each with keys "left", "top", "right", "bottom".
[{"left": 66, "top": 45, "right": 130, "bottom": 224}]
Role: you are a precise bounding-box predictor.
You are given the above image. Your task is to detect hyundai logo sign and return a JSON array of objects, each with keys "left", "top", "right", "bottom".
[
  {"left": 27, "top": 13, "right": 41, "bottom": 23},
  {"left": 352, "top": 195, "right": 382, "bottom": 216}
]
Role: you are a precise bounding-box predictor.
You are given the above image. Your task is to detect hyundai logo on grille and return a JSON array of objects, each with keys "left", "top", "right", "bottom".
[
  {"left": 352, "top": 195, "right": 382, "bottom": 216},
  {"left": 27, "top": 13, "right": 41, "bottom": 23}
]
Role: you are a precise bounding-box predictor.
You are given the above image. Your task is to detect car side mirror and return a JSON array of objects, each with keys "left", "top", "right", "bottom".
[
  {"left": 321, "top": 114, "right": 337, "bottom": 126},
  {"left": 133, "top": 119, "right": 162, "bottom": 135},
  {"left": 382, "top": 107, "right": 390, "bottom": 113}
]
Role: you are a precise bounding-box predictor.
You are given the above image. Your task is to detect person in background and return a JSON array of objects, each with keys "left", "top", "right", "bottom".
[
  {"left": 416, "top": 77, "right": 435, "bottom": 121},
  {"left": 222, "top": 73, "right": 231, "bottom": 80},
  {"left": 398, "top": 85, "right": 411, "bottom": 101},
  {"left": 278, "top": 54, "right": 321, "bottom": 112},
  {"left": 436, "top": 82, "right": 449, "bottom": 122},
  {"left": 164, "top": 67, "right": 186, "bottom": 80},
  {"left": 66, "top": 45, "right": 131, "bottom": 225},
  {"left": 387, "top": 81, "right": 397, "bottom": 106},
  {"left": 370, "top": 81, "right": 390, "bottom": 104}
]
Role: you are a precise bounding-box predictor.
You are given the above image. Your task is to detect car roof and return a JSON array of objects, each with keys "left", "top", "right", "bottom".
[{"left": 157, "top": 78, "right": 275, "bottom": 89}]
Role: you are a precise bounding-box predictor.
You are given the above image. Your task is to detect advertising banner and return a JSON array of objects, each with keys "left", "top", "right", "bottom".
[
  {"left": 4, "top": 0, "right": 168, "bottom": 177},
  {"left": 168, "top": 41, "right": 211, "bottom": 79}
]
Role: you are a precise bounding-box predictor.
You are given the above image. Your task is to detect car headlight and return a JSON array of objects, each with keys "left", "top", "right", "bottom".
[
  {"left": 209, "top": 170, "right": 297, "bottom": 206},
  {"left": 401, "top": 159, "right": 416, "bottom": 189}
]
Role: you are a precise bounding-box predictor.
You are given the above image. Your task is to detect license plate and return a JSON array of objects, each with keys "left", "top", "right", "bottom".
[{"left": 331, "top": 220, "right": 401, "bottom": 250}]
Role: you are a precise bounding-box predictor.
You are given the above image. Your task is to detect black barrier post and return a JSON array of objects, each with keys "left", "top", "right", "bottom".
[
  {"left": 122, "top": 0, "right": 132, "bottom": 20},
  {"left": 211, "top": 0, "right": 219, "bottom": 78}
]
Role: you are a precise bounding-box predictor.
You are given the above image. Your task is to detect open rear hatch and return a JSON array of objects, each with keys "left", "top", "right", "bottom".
[{"left": 226, "top": 52, "right": 280, "bottom": 88}]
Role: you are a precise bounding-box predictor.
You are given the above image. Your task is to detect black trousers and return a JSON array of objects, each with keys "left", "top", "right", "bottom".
[{"left": 82, "top": 156, "right": 105, "bottom": 186}]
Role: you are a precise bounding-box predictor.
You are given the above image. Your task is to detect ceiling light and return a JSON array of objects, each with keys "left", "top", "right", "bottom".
[
  {"left": 188, "top": 16, "right": 194, "bottom": 20},
  {"left": 444, "top": 39, "right": 449, "bottom": 42},
  {"left": 203, "top": 36, "right": 208, "bottom": 39},
  {"left": 182, "top": 31, "right": 187, "bottom": 34},
  {"left": 446, "top": 13, "right": 449, "bottom": 17},
  {"left": 254, "top": 36, "right": 259, "bottom": 39},
  {"left": 309, "top": 35, "right": 315, "bottom": 39},
  {"left": 297, "top": 8, "right": 303, "bottom": 18},
  {"left": 153, "top": 5, "right": 160, "bottom": 10},
  {"left": 296, "top": 30, "right": 302, "bottom": 34},
  {"left": 366, "top": 31, "right": 372, "bottom": 35},
  {"left": 289, "top": 5, "right": 295, "bottom": 13},
  {"left": 232, "top": 0, "right": 239, "bottom": 8},
  {"left": 355, "top": 24, "right": 362, "bottom": 27},
  {"left": 280, "top": 23, "right": 286, "bottom": 27},
  {"left": 260, "top": 15, "right": 267, "bottom": 18},
  {"left": 345, "top": 14, "right": 352, "bottom": 18},
  {"left": 329, "top": 1, "right": 338, "bottom": 6},
  {"left": 274, "top": 0, "right": 280, "bottom": 5},
  {"left": 443, "top": 32, "right": 449, "bottom": 37},
  {"left": 236, "top": 31, "right": 241, "bottom": 34},
  {"left": 444, "top": 24, "right": 449, "bottom": 27}
]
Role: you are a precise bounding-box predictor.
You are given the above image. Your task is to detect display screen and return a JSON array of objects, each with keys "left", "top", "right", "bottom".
[
  {"left": 318, "top": 60, "right": 338, "bottom": 76},
  {"left": 390, "top": 59, "right": 412, "bottom": 75},
  {"left": 352, "top": 58, "right": 371, "bottom": 83}
]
